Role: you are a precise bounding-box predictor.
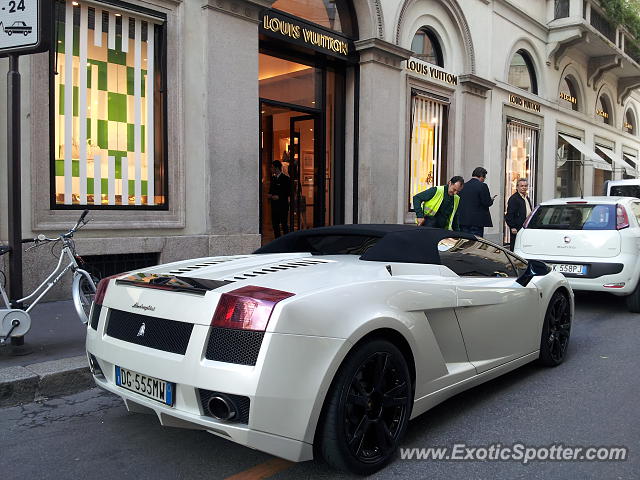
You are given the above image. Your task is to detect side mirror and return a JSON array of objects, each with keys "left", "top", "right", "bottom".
[{"left": 516, "top": 259, "right": 550, "bottom": 287}]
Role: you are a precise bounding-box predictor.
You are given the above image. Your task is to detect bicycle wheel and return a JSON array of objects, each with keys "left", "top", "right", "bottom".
[{"left": 72, "top": 272, "right": 97, "bottom": 325}]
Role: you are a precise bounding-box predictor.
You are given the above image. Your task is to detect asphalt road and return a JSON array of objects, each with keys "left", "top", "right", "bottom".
[{"left": 1, "top": 292, "right": 637, "bottom": 480}]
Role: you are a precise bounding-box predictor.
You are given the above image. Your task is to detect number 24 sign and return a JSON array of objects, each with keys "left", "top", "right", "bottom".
[{"left": 0, "top": 0, "right": 51, "bottom": 57}]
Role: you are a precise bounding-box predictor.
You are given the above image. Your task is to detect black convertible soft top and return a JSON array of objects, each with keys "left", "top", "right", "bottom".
[{"left": 254, "top": 224, "right": 477, "bottom": 265}]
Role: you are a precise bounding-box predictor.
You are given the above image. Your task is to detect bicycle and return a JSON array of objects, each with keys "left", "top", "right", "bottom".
[{"left": 0, "top": 210, "right": 97, "bottom": 344}]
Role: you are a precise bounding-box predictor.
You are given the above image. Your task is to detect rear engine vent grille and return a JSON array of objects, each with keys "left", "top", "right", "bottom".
[
  {"left": 205, "top": 327, "right": 265, "bottom": 366},
  {"left": 164, "top": 256, "right": 249, "bottom": 275},
  {"left": 106, "top": 310, "right": 193, "bottom": 355},
  {"left": 198, "top": 389, "right": 250, "bottom": 424},
  {"left": 223, "top": 259, "right": 330, "bottom": 282}
]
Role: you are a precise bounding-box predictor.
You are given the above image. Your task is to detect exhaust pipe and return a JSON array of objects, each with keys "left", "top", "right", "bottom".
[{"left": 207, "top": 395, "right": 237, "bottom": 421}]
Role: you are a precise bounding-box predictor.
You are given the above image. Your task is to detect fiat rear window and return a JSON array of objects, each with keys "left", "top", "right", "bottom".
[{"left": 528, "top": 204, "right": 616, "bottom": 230}]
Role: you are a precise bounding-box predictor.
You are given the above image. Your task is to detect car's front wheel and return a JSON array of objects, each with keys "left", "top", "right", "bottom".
[
  {"left": 318, "top": 339, "right": 412, "bottom": 475},
  {"left": 538, "top": 290, "right": 571, "bottom": 366}
]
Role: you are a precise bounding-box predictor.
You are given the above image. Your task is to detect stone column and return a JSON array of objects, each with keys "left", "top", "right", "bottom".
[
  {"left": 458, "top": 75, "right": 495, "bottom": 179},
  {"left": 354, "top": 39, "right": 412, "bottom": 224},
  {"left": 202, "top": 0, "right": 273, "bottom": 252}
]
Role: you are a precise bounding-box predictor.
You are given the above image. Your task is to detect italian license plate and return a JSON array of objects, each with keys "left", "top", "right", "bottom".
[
  {"left": 551, "top": 263, "right": 587, "bottom": 275},
  {"left": 115, "top": 366, "right": 175, "bottom": 406}
]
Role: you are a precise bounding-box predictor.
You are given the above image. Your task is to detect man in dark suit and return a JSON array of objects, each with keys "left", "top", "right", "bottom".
[
  {"left": 458, "top": 167, "right": 496, "bottom": 237},
  {"left": 505, "top": 178, "right": 533, "bottom": 251},
  {"left": 268, "top": 160, "right": 291, "bottom": 238}
]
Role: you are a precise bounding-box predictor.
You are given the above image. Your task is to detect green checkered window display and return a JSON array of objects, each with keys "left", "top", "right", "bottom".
[{"left": 53, "top": 0, "right": 165, "bottom": 207}]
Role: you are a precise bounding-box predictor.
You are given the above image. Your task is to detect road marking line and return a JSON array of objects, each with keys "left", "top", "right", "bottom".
[{"left": 224, "top": 458, "right": 293, "bottom": 480}]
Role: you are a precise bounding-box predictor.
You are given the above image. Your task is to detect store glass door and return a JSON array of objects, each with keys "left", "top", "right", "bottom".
[
  {"left": 504, "top": 120, "right": 538, "bottom": 245},
  {"left": 290, "top": 114, "right": 322, "bottom": 231},
  {"left": 260, "top": 102, "right": 323, "bottom": 244}
]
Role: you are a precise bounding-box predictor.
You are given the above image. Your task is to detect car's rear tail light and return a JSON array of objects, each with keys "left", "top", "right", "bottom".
[
  {"left": 522, "top": 205, "right": 539, "bottom": 229},
  {"left": 211, "top": 286, "right": 294, "bottom": 331},
  {"left": 616, "top": 204, "right": 629, "bottom": 230},
  {"left": 94, "top": 273, "right": 127, "bottom": 306}
]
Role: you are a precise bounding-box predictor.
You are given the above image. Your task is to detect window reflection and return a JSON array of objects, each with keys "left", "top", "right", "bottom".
[
  {"left": 597, "top": 95, "right": 612, "bottom": 125},
  {"left": 556, "top": 135, "right": 583, "bottom": 198},
  {"left": 411, "top": 28, "right": 443, "bottom": 67},
  {"left": 272, "top": 0, "right": 343, "bottom": 32},
  {"left": 508, "top": 50, "right": 537, "bottom": 94},
  {"left": 559, "top": 77, "right": 579, "bottom": 111},
  {"left": 625, "top": 109, "right": 636, "bottom": 135},
  {"left": 438, "top": 238, "right": 517, "bottom": 277}
]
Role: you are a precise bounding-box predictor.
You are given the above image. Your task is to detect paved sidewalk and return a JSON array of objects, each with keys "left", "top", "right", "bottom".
[{"left": 0, "top": 300, "right": 93, "bottom": 407}]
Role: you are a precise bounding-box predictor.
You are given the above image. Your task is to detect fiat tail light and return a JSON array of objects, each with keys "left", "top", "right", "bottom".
[
  {"left": 211, "top": 286, "right": 295, "bottom": 331},
  {"left": 522, "top": 205, "right": 539, "bottom": 229},
  {"left": 94, "top": 273, "right": 127, "bottom": 306},
  {"left": 616, "top": 204, "right": 630, "bottom": 230}
]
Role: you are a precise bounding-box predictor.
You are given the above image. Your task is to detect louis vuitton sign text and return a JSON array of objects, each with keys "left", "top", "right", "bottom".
[
  {"left": 406, "top": 58, "right": 458, "bottom": 85},
  {"left": 509, "top": 94, "right": 541, "bottom": 112},
  {"left": 261, "top": 12, "right": 349, "bottom": 58}
]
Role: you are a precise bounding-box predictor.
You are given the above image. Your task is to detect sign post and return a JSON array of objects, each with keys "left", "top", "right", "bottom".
[
  {"left": 7, "top": 53, "right": 21, "bottom": 310},
  {"left": 1, "top": 0, "right": 50, "bottom": 344}
]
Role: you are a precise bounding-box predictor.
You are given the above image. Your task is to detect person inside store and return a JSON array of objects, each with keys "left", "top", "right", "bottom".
[
  {"left": 413, "top": 176, "right": 465, "bottom": 231},
  {"left": 457, "top": 166, "right": 496, "bottom": 237},
  {"left": 268, "top": 160, "right": 291, "bottom": 238},
  {"left": 505, "top": 178, "right": 532, "bottom": 251}
]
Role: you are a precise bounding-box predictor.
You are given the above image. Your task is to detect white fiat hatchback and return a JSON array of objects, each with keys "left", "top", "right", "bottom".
[{"left": 515, "top": 196, "right": 640, "bottom": 312}]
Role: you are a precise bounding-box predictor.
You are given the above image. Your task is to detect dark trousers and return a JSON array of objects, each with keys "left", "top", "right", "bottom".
[
  {"left": 271, "top": 202, "right": 289, "bottom": 238},
  {"left": 509, "top": 229, "right": 520, "bottom": 252},
  {"left": 460, "top": 225, "right": 484, "bottom": 237}
]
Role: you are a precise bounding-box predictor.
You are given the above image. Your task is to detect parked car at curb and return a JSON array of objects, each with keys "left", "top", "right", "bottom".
[
  {"left": 514, "top": 196, "right": 640, "bottom": 312},
  {"left": 604, "top": 179, "right": 640, "bottom": 199},
  {"left": 86, "top": 225, "right": 573, "bottom": 474}
]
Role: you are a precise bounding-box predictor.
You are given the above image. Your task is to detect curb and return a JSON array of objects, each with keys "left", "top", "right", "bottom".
[{"left": 0, "top": 355, "right": 94, "bottom": 408}]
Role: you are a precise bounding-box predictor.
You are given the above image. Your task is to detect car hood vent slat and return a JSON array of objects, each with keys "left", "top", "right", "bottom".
[
  {"left": 221, "top": 259, "right": 330, "bottom": 282},
  {"left": 164, "top": 256, "right": 250, "bottom": 275}
]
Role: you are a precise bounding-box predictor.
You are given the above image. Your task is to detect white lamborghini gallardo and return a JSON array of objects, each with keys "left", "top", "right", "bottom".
[{"left": 86, "top": 225, "right": 573, "bottom": 474}]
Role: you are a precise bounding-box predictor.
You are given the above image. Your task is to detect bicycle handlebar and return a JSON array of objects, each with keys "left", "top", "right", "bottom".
[{"left": 23, "top": 211, "right": 91, "bottom": 247}]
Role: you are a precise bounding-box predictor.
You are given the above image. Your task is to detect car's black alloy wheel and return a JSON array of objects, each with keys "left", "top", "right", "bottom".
[
  {"left": 319, "top": 339, "right": 412, "bottom": 474},
  {"left": 539, "top": 290, "right": 571, "bottom": 366}
]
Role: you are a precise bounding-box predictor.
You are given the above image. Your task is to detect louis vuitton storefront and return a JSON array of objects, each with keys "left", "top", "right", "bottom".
[{"left": 257, "top": 3, "right": 357, "bottom": 244}]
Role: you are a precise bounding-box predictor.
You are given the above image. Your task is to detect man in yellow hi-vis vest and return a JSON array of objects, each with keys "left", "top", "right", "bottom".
[{"left": 413, "top": 176, "right": 465, "bottom": 230}]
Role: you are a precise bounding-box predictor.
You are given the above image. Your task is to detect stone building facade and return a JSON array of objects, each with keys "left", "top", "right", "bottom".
[{"left": 0, "top": 0, "right": 639, "bottom": 296}]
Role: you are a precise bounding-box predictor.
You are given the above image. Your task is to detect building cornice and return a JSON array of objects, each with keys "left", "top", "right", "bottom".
[
  {"left": 202, "top": 0, "right": 274, "bottom": 24},
  {"left": 355, "top": 38, "right": 412, "bottom": 70},
  {"left": 459, "top": 74, "right": 496, "bottom": 98}
]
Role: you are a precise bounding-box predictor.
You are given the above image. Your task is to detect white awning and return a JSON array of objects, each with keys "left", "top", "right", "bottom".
[
  {"left": 558, "top": 134, "right": 612, "bottom": 171},
  {"left": 597, "top": 147, "right": 635, "bottom": 175},
  {"left": 623, "top": 153, "right": 639, "bottom": 177}
]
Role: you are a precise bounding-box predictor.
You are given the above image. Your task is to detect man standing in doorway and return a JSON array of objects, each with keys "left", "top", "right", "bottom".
[
  {"left": 268, "top": 160, "right": 291, "bottom": 238},
  {"left": 413, "top": 176, "right": 465, "bottom": 230},
  {"left": 505, "top": 178, "right": 533, "bottom": 251},
  {"left": 458, "top": 167, "right": 496, "bottom": 237}
]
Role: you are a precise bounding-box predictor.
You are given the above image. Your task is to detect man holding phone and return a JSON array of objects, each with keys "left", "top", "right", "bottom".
[{"left": 457, "top": 167, "right": 496, "bottom": 237}]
